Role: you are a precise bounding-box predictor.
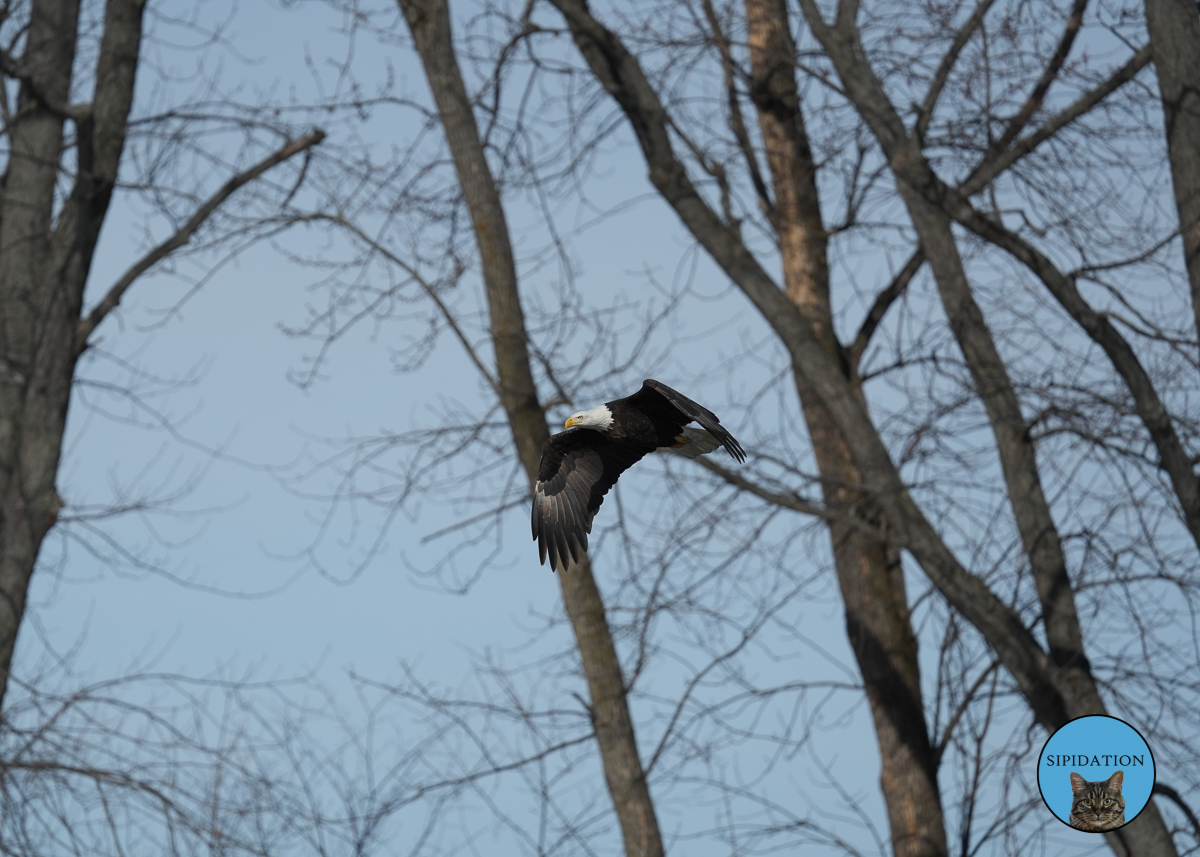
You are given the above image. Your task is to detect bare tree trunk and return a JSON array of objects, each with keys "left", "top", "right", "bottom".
[
  {"left": 0, "top": 0, "right": 133, "bottom": 709},
  {"left": 802, "top": 384, "right": 949, "bottom": 857},
  {"left": 895, "top": 189, "right": 1095, "bottom": 693},
  {"left": 1143, "top": 0, "right": 1200, "bottom": 340},
  {"left": 396, "top": 2, "right": 664, "bottom": 853},
  {"left": 0, "top": 0, "right": 323, "bottom": 715},
  {"left": 791, "top": 2, "right": 1180, "bottom": 853},
  {"left": 743, "top": 1, "right": 946, "bottom": 854}
]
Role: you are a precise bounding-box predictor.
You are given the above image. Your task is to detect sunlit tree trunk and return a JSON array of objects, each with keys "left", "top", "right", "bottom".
[
  {"left": 743, "top": 1, "right": 947, "bottom": 853},
  {"left": 397, "top": 1, "right": 664, "bottom": 853}
]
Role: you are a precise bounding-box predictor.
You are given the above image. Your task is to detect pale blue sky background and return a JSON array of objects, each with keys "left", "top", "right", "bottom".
[
  {"left": 23, "top": 2, "right": 880, "bottom": 853},
  {"left": 9, "top": 1, "right": 1190, "bottom": 855}
]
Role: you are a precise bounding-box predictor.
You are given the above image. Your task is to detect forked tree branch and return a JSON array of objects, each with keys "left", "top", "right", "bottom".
[
  {"left": 859, "top": 43, "right": 1150, "bottom": 364},
  {"left": 855, "top": 43, "right": 1151, "bottom": 370},
  {"left": 960, "top": 43, "right": 1152, "bottom": 195},
  {"left": 924, "top": 174, "right": 1200, "bottom": 551},
  {"left": 849, "top": 248, "right": 924, "bottom": 371},
  {"left": 988, "top": 0, "right": 1089, "bottom": 155},
  {"left": 76, "top": 129, "right": 326, "bottom": 352}
]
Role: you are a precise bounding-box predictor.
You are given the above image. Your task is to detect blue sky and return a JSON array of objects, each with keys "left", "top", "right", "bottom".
[
  {"left": 17, "top": 2, "right": 877, "bottom": 853},
  {"left": 9, "top": 0, "right": 1192, "bottom": 854}
]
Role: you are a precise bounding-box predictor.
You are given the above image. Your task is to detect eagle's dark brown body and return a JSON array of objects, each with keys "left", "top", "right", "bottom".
[{"left": 532, "top": 380, "right": 745, "bottom": 570}]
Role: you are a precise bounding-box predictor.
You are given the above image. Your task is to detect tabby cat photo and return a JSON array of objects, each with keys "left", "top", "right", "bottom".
[{"left": 1069, "top": 770, "right": 1126, "bottom": 831}]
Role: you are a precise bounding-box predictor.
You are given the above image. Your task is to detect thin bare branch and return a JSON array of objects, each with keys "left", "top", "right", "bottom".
[
  {"left": 917, "top": 0, "right": 1001, "bottom": 142},
  {"left": 849, "top": 248, "right": 924, "bottom": 371},
  {"left": 76, "top": 129, "right": 326, "bottom": 351}
]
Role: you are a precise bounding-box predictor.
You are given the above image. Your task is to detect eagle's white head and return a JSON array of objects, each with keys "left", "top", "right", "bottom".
[{"left": 564, "top": 404, "right": 614, "bottom": 431}]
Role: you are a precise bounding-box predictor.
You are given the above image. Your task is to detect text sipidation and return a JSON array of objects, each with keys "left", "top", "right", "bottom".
[{"left": 1044, "top": 755, "right": 1144, "bottom": 766}]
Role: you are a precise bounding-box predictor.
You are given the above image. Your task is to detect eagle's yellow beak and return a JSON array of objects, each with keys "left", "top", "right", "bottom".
[{"left": 564, "top": 416, "right": 580, "bottom": 428}]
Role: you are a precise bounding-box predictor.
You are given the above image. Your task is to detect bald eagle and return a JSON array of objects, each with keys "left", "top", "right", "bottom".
[{"left": 532, "top": 379, "right": 746, "bottom": 570}]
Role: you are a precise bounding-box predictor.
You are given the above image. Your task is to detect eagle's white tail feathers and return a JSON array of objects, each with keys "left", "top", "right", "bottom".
[{"left": 661, "top": 427, "right": 722, "bottom": 458}]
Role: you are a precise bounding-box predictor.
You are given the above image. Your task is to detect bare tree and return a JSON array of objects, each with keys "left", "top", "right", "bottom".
[
  {"left": 0, "top": 0, "right": 344, "bottom": 851},
  {"left": 272, "top": 0, "right": 1200, "bottom": 853},
  {"left": 0, "top": 0, "right": 324, "bottom": 712},
  {"left": 398, "top": 0, "right": 663, "bottom": 853},
  {"left": 124, "top": 0, "right": 1196, "bottom": 853},
  {"left": 536, "top": 0, "right": 1197, "bottom": 853}
]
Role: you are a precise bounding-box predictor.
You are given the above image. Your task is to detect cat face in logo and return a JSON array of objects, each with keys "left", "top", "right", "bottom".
[{"left": 1069, "top": 770, "right": 1125, "bottom": 831}]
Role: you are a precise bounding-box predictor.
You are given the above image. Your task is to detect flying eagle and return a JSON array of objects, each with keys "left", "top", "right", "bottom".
[{"left": 532, "top": 379, "right": 746, "bottom": 570}]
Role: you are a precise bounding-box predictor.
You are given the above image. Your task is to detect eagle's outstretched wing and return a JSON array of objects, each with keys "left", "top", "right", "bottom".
[
  {"left": 532, "top": 429, "right": 649, "bottom": 570},
  {"left": 632, "top": 379, "right": 746, "bottom": 463}
]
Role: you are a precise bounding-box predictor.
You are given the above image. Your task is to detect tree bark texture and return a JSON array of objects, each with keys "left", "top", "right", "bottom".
[
  {"left": 1143, "top": 0, "right": 1200, "bottom": 341},
  {"left": 0, "top": 0, "right": 144, "bottom": 709},
  {"left": 743, "top": 1, "right": 947, "bottom": 854},
  {"left": 396, "top": 2, "right": 664, "bottom": 854}
]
